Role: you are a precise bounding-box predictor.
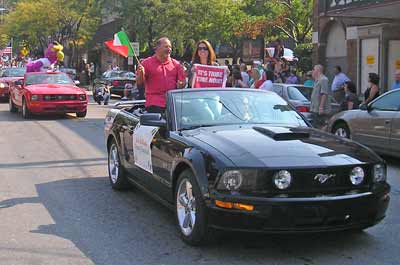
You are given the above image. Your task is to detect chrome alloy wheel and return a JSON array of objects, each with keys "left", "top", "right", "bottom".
[
  {"left": 109, "top": 144, "right": 120, "bottom": 184},
  {"left": 176, "top": 178, "right": 196, "bottom": 236},
  {"left": 335, "top": 127, "right": 348, "bottom": 138}
]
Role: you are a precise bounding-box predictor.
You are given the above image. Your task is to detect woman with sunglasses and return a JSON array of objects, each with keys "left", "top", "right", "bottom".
[{"left": 189, "top": 40, "right": 218, "bottom": 87}]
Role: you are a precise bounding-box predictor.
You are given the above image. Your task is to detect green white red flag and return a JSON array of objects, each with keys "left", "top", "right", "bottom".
[{"left": 104, "top": 31, "right": 134, "bottom": 58}]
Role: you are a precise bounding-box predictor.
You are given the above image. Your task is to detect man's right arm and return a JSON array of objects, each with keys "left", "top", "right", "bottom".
[{"left": 136, "top": 64, "right": 145, "bottom": 86}]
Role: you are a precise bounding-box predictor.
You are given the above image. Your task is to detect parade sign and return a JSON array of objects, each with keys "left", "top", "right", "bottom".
[
  {"left": 133, "top": 124, "right": 159, "bottom": 174},
  {"left": 191, "top": 64, "right": 228, "bottom": 88}
]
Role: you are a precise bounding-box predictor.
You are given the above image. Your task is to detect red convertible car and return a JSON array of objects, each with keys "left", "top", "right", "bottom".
[
  {"left": 9, "top": 72, "right": 88, "bottom": 118},
  {"left": 0, "top": 67, "right": 26, "bottom": 100}
]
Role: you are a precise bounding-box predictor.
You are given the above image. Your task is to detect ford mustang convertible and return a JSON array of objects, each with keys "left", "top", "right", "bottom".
[
  {"left": 104, "top": 88, "right": 390, "bottom": 245},
  {"left": 9, "top": 72, "right": 88, "bottom": 118}
]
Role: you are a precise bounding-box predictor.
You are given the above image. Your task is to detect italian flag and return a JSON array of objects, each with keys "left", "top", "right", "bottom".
[{"left": 104, "top": 31, "right": 134, "bottom": 58}]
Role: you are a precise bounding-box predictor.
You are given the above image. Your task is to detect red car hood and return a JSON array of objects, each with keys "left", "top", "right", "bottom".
[{"left": 26, "top": 84, "right": 85, "bottom": 94}]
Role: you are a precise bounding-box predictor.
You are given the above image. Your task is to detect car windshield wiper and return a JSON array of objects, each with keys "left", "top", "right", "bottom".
[
  {"left": 179, "top": 124, "right": 215, "bottom": 131},
  {"left": 218, "top": 99, "right": 246, "bottom": 122}
]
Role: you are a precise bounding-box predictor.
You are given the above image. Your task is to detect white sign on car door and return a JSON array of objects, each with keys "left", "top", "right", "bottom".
[{"left": 133, "top": 124, "right": 159, "bottom": 174}]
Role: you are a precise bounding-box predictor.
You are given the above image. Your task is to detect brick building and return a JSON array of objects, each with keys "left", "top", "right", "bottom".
[{"left": 313, "top": 0, "right": 400, "bottom": 95}]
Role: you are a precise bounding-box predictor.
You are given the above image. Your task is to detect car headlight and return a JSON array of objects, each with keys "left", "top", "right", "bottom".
[
  {"left": 349, "top": 166, "right": 365, "bottom": 185},
  {"left": 31, "top": 95, "right": 39, "bottom": 101},
  {"left": 0, "top": 82, "right": 7, "bottom": 88},
  {"left": 217, "top": 170, "right": 258, "bottom": 191},
  {"left": 373, "top": 164, "right": 386, "bottom": 183},
  {"left": 79, "top": 94, "right": 86, "bottom": 101},
  {"left": 273, "top": 170, "right": 292, "bottom": 190}
]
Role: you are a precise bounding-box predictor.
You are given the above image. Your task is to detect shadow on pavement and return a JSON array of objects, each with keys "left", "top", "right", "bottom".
[{"left": 0, "top": 176, "right": 384, "bottom": 265}]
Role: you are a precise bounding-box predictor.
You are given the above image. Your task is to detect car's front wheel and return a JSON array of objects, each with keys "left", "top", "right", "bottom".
[
  {"left": 108, "top": 139, "right": 130, "bottom": 190},
  {"left": 175, "top": 169, "right": 212, "bottom": 245},
  {"left": 9, "top": 96, "right": 17, "bottom": 113},
  {"left": 22, "top": 98, "right": 30, "bottom": 119},
  {"left": 76, "top": 110, "right": 87, "bottom": 118},
  {"left": 333, "top": 122, "right": 350, "bottom": 139}
]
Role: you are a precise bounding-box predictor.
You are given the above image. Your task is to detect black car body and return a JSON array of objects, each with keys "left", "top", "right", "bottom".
[
  {"left": 94, "top": 70, "right": 135, "bottom": 96},
  {"left": 104, "top": 88, "right": 390, "bottom": 245}
]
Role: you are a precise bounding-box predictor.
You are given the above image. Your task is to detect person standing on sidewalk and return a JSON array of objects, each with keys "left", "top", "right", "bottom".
[
  {"left": 331, "top": 66, "right": 350, "bottom": 104},
  {"left": 89, "top": 62, "right": 95, "bottom": 88},
  {"left": 136, "top": 37, "right": 185, "bottom": 113},
  {"left": 310, "top": 64, "right": 331, "bottom": 129}
]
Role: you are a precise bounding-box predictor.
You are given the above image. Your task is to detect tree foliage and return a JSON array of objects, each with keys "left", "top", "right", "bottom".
[
  {"left": 2, "top": 0, "right": 101, "bottom": 65},
  {"left": 106, "top": 0, "right": 312, "bottom": 60}
]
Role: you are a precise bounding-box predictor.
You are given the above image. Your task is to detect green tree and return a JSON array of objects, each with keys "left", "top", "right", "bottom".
[{"left": 2, "top": 0, "right": 101, "bottom": 66}]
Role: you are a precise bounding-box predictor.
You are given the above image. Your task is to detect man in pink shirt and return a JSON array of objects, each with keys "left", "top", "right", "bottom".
[{"left": 136, "top": 37, "right": 185, "bottom": 113}]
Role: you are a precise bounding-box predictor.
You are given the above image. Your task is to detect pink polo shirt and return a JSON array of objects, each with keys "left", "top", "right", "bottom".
[{"left": 142, "top": 55, "right": 185, "bottom": 108}]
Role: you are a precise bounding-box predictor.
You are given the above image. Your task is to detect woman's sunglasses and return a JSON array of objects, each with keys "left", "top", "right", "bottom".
[{"left": 198, "top": 47, "right": 208, "bottom": 51}]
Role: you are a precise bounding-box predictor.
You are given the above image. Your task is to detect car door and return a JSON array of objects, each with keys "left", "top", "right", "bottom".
[
  {"left": 388, "top": 91, "right": 400, "bottom": 155},
  {"left": 354, "top": 90, "right": 399, "bottom": 152},
  {"left": 149, "top": 130, "right": 182, "bottom": 202},
  {"left": 389, "top": 112, "right": 400, "bottom": 155},
  {"left": 118, "top": 111, "right": 153, "bottom": 187}
]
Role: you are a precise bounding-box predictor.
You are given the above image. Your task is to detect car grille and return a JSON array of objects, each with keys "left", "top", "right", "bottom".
[
  {"left": 43, "top": 95, "right": 77, "bottom": 101},
  {"left": 258, "top": 165, "right": 372, "bottom": 194}
]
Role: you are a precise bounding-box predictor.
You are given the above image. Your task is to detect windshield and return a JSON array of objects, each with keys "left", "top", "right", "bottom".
[
  {"left": 2, "top": 68, "right": 26, "bottom": 77},
  {"left": 25, "top": 73, "right": 74, "bottom": 85},
  {"left": 173, "top": 90, "right": 307, "bottom": 130},
  {"left": 287, "top": 86, "right": 309, "bottom": 101},
  {"left": 109, "top": 71, "right": 135, "bottom": 79}
]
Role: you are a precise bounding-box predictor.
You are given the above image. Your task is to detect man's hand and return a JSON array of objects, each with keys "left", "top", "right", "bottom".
[
  {"left": 136, "top": 65, "right": 145, "bottom": 85},
  {"left": 137, "top": 65, "right": 145, "bottom": 77},
  {"left": 177, "top": 79, "right": 185, "bottom": 89}
]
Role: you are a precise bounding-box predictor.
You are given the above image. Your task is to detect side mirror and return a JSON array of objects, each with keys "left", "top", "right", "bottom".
[
  {"left": 359, "top": 103, "right": 371, "bottom": 112},
  {"left": 74, "top": 80, "right": 80, "bottom": 86},
  {"left": 140, "top": 113, "right": 167, "bottom": 128}
]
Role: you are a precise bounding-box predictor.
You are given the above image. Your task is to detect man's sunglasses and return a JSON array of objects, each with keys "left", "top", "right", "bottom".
[{"left": 198, "top": 47, "right": 208, "bottom": 51}]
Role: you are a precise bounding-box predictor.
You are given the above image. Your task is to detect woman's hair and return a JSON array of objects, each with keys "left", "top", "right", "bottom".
[
  {"left": 251, "top": 68, "right": 260, "bottom": 81},
  {"left": 265, "top": 70, "right": 275, "bottom": 81},
  {"left": 232, "top": 68, "right": 242, "bottom": 80},
  {"left": 191, "top": 40, "right": 216, "bottom": 65},
  {"left": 368, "top": 73, "right": 380, "bottom": 85},
  {"left": 345, "top": 80, "right": 356, "bottom": 93}
]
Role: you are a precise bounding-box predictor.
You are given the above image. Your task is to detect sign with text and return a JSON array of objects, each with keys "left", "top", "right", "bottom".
[
  {"left": 133, "top": 124, "right": 159, "bottom": 174},
  {"left": 191, "top": 64, "right": 228, "bottom": 88}
]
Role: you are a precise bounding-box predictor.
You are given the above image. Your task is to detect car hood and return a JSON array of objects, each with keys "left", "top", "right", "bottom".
[
  {"left": 187, "top": 125, "right": 381, "bottom": 168},
  {"left": 26, "top": 84, "right": 85, "bottom": 94}
]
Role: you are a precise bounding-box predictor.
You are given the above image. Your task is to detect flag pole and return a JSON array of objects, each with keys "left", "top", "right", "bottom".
[{"left": 121, "top": 29, "right": 141, "bottom": 66}]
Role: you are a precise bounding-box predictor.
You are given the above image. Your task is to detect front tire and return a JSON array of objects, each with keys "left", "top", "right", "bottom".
[
  {"left": 333, "top": 122, "right": 350, "bottom": 139},
  {"left": 22, "top": 98, "right": 31, "bottom": 119},
  {"left": 108, "top": 139, "right": 130, "bottom": 190},
  {"left": 9, "top": 96, "right": 17, "bottom": 113},
  {"left": 175, "top": 169, "right": 212, "bottom": 245},
  {"left": 76, "top": 109, "right": 87, "bottom": 118}
]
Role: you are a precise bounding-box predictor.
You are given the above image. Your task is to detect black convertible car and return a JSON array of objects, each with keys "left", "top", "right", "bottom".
[{"left": 104, "top": 88, "right": 390, "bottom": 245}]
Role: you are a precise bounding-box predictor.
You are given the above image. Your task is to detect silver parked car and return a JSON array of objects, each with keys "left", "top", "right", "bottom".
[
  {"left": 328, "top": 89, "right": 400, "bottom": 158},
  {"left": 271, "top": 84, "right": 341, "bottom": 125}
]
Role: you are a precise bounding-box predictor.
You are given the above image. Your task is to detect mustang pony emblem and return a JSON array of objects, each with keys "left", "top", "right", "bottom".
[{"left": 314, "top": 173, "right": 336, "bottom": 184}]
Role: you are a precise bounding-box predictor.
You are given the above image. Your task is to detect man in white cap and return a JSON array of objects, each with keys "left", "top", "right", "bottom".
[{"left": 253, "top": 60, "right": 264, "bottom": 78}]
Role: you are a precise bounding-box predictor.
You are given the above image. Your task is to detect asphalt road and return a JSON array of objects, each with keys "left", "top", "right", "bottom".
[{"left": 0, "top": 96, "right": 399, "bottom": 265}]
